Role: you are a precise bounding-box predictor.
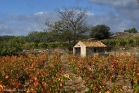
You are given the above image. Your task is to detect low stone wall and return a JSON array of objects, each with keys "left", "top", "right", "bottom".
[
  {"left": 22, "top": 49, "right": 49, "bottom": 54},
  {"left": 108, "top": 51, "right": 139, "bottom": 56},
  {"left": 22, "top": 48, "right": 68, "bottom": 56}
]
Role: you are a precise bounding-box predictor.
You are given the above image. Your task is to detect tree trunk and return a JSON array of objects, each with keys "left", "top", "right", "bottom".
[
  {"left": 73, "top": 31, "right": 76, "bottom": 46},
  {"left": 68, "top": 38, "right": 71, "bottom": 53}
]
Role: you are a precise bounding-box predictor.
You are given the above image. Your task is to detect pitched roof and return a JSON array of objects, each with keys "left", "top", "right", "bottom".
[{"left": 80, "top": 40, "right": 106, "bottom": 47}]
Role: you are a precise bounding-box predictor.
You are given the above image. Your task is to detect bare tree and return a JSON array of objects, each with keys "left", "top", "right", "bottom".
[
  {"left": 56, "top": 7, "right": 88, "bottom": 45},
  {"left": 45, "top": 7, "right": 88, "bottom": 45}
]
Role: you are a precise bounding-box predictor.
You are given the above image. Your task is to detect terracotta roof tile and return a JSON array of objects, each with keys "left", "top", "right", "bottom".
[{"left": 80, "top": 40, "right": 106, "bottom": 47}]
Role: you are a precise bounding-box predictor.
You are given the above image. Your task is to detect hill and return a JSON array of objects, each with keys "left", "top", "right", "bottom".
[{"left": 110, "top": 32, "right": 139, "bottom": 39}]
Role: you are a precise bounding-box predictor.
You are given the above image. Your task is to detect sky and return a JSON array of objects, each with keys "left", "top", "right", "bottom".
[{"left": 0, "top": 0, "right": 139, "bottom": 36}]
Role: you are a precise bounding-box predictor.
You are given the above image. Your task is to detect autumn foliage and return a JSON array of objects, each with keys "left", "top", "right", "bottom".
[{"left": 0, "top": 52, "right": 139, "bottom": 92}]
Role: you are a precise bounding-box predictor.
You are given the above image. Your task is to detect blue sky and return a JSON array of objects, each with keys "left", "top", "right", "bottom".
[
  {"left": 0, "top": 0, "right": 92, "bottom": 14},
  {"left": 0, "top": 0, "right": 139, "bottom": 36}
]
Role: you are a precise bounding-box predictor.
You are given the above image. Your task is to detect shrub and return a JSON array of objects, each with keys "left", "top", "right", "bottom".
[
  {"left": 0, "top": 40, "right": 22, "bottom": 56},
  {"left": 38, "top": 42, "right": 48, "bottom": 49}
]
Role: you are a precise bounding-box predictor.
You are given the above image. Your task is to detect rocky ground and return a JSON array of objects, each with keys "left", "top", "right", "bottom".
[
  {"left": 60, "top": 53, "right": 89, "bottom": 93},
  {"left": 110, "top": 32, "right": 139, "bottom": 38}
]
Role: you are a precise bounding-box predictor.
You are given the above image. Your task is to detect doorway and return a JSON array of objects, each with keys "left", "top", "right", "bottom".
[{"left": 75, "top": 47, "right": 81, "bottom": 56}]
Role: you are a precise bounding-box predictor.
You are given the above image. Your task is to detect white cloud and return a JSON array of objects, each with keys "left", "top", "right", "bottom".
[
  {"left": 34, "top": 12, "right": 47, "bottom": 15},
  {"left": 0, "top": 0, "right": 139, "bottom": 36},
  {"left": 89, "top": 0, "right": 139, "bottom": 9},
  {"left": 88, "top": 0, "right": 139, "bottom": 32},
  {"left": 0, "top": 10, "right": 95, "bottom": 36},
  {"left": 86, "top": 11, "right": 94, "bottom": 16},
  {"left": 0, "top": 13, "right": 44, "bottom": 36},
  {"left": 0, "top": 11, "right": 59, "bottom": 36}
]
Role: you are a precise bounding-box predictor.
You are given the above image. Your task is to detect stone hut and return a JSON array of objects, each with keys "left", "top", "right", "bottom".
[{"left": 73, "top": 40, "right": 107, "bottom": 57}]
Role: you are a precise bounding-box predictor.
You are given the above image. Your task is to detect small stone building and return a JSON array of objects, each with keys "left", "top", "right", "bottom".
[{"left": 73, "top": 40, "right": 107, "bottom": 57}]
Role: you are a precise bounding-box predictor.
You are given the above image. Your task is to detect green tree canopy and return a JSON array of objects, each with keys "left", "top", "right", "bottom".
[
  {"left": 124, "top": 28, "right": 137, "bottom": 33},
  {"left": 26, "top": 31, "right": 55, "bottom": 43},
  {"left": 0, "top": 35, "right": 15, "bottom": 42},
  {"left": 90, "top": 24, "right": 110, "bottom": 40}
]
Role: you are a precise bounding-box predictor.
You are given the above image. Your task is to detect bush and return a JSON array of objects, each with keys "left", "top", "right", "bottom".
[
  {"left": 38, "top": 42, "right": 48, "bottom": 49},
  {"left": 23, "top": 42, "right": 38, "bottom": 49},
  {"left": 0, "top": 40, "right": 22, "bottom": 56},
  {"left": 101, "top": 37, "right": 139, "bottom": 47},
  {"left": 47, "top": 43, "right": 58, "bottom": 48}
]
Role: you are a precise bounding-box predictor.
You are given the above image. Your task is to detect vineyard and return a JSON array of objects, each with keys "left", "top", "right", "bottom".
[
  {"left": 1, "top": 35, "right": 139, "bottom": 56},
  {"left": 102, "top": 37, "right": 139, "bottom": 47},
  {"left": 0, "top": 52, "right": 139, "bottom": 93}
]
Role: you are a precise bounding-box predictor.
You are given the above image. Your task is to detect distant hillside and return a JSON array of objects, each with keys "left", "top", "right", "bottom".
[{"left": 110, "top": 32, "right": 139, "bottom": 38}]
